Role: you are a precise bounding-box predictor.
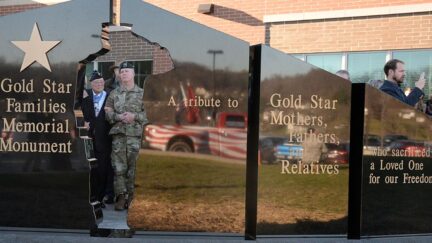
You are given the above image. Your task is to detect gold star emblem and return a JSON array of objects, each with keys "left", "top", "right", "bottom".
[{"left": 12, "top": 23, "right": 61, "bottom": 72}]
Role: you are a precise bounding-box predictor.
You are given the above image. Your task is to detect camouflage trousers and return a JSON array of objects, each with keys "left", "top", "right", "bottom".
[{"left": 111, "top": 134, "right": 141, "bottom": 198}]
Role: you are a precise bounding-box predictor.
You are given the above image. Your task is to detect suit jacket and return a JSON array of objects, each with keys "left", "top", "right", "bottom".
[
  {"left": 81, "top": 89, "right": 112, "bottom": 153},
  {"left": 379, "top": 80, "right": 424, "bottom": 107}
]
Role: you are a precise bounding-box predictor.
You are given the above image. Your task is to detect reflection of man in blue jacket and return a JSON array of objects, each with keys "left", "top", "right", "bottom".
[{"left": 380, "top": 59, "right": 425, "bottom": 106}]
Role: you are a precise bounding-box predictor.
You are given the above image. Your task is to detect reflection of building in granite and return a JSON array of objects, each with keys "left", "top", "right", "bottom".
[
  {"left": 3, "top": 0, "right": 431, "bottom": 91},
  {"left": 81, "top": 27, "right": 249, "bottom": 128},
  {"left": 90, "top": 27, "right": 174, "bottom": 88}
]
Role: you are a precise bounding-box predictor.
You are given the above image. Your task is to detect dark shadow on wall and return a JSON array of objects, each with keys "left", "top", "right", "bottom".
[
  {"left": 265, "top": 23, "right": 271, "bottom": 45},
  {"left": 258, "top": 216, "right": 347, "bottom": 235},
  {"left": 210, "top": 5, "right": 263, "bottom": 26}
]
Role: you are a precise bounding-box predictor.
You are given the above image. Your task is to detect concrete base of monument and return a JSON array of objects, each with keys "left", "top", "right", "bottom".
[
  {"left": 99, "top": 204, "right": 129, "bottom": 229},
  {"left": 93, "top": 203, "right": 134, "bottom": 237}
]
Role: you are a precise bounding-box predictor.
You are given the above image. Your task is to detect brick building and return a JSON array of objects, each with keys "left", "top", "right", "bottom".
[
  {"left": 88, "top": 26, "right": 174, "bottom": 87},
  {"left": 2, "top": 0, "right": 431, "bottom": 91},
  {"left": 143, "top": 0, "right": 432, "bottom": 89}
]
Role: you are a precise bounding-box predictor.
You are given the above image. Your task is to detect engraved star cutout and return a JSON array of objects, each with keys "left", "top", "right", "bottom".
[{"left": 12, "top": 23, "right": 61, "bottom": 72}]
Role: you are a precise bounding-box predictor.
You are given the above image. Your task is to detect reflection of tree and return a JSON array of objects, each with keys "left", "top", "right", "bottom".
[
  {"left": 144, "top": 61, "right": 248, "bottom": 125},
  {"left": 365, "top": 86, "right": 432, "bottom": 141},
  {"left": 351, "top": 69, "right": 382, "bottom": 84}
]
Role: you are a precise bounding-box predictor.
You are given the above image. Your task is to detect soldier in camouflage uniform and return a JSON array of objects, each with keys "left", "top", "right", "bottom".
[{"left": 104, "top": 61, "right": 147, "bottom": 211}]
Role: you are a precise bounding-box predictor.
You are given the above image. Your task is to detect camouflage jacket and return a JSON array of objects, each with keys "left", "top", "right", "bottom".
[{"left": 105, "top": 85, "right": 148, "bottom": 136}]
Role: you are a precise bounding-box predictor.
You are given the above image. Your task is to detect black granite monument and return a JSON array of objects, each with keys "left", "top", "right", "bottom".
[{"left": 0, "top": 0, "right": 110, "bottom": 230}]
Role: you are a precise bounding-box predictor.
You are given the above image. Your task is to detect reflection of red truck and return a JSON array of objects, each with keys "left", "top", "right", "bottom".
[{"left": 143, "top": 112, "right": 247, "bottom": 160}]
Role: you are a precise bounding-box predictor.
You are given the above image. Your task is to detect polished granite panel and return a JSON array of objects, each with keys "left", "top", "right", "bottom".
[
  {"left": 361, "top": 85, "right": 432, "bottom": 235},
  {"left": 256, "top": 45, "right": 351, "bottom": 235},
  {"left": 121, "top": 0, "right": 249, "bottom": 233},
  {"left": 0, "top": 0, "right": 110, "bottom": 229}
]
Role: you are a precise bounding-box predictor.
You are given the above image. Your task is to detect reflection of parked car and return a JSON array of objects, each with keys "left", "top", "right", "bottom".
[
  {"left": 321, "top": 143, "right": 349, "bottom": 164},
  {"left": 388, "top": 140, "right": 427, "bottom": 157},
  {"left": 143, "top": 112, "right": 247, "bottom": 160},
  {"left": 275, "top": 141, "right": 303, "bottom": 162},
  {"left": 363, "top": 134, "right": 381, "bottom": 155},
  {"left": 259, "top": 136, "right": 285, "bottom": 164},
  {"left": 383, "top": 134, "right": 408, "bottom": 147}
]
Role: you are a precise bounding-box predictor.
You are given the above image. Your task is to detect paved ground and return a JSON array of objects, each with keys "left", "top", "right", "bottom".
[
  {"left": 1, "top": 203, "right": 431, "bottom": 242},
  {"left": 98, "top": 203, "right": 129, "bottom": 230},
  {"left": 1, "top": 229, "right": 432, "bottom": 243}
]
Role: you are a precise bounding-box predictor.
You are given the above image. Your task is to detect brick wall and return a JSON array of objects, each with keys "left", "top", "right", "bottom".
[
  {"left": 257, "top": 0, "right": 430, "bottom": 15},
  {"left": 97, "top": 31, "right": 152, "bottom": 62},
  {"left": 2, "top": 1, "right": 430, "bottom": 54},
  {"left": 146, "top": 0, "right": 432, "bottom": 47},
  {"left": 269, "top": 13, "right": 432, "bottom": 53},
  {"left": 96, "top": 30, "right": 173, "bottom": 75},
  {"left": 0, "top": 3, "right": 45, "bottom": 16},
  {"left": 145, "top": 0, "right": 266, "bottom": 45},
  {"left": 152, "top": 46, "right": 174, "bottom": 75}
]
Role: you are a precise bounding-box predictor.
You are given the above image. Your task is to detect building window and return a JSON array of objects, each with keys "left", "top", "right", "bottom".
[
  {"left": 84, "top": 61, "right": 115, "bottom": 89},
  {"left": 306, "top": 53, "right": 343, "bottom": 74},
  {"left": 97, "top": 61, "right": 115, "bottom": 80},
  {"left": 291, "top": 54, "right": 305, "bottom": 61},
  {"left": 296, "top": 49, "right": 431, "bottom": 86},
  {"left": 347, "top": 52, "right": 386, "bottom": 83},
  {"left": 128, "top": 60, "right": 153, "bottom": 88},
  {"left": 393, "top": 50, "right": 432, "bottom": 98},
  {"left": 88, "top": 60, "right": 153, "bottom": 88},
  {"left": 85, "top": 61, "right": 115, "bottom": 82}
]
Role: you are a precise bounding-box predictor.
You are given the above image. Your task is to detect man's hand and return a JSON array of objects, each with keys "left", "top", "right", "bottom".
[
  {"left": 120, "top": 112, "right": 135, "bottom": 124},
  {"left": 84, "top": 122, "right": 90, "bottom": 130},
  {"left": 415, "top": 72, "right": 426, "bottom": 90}
]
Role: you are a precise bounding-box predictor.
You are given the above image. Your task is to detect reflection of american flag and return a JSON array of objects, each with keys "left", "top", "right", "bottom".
[
  {"left": 144, "top": 125, "right": 247, "bottom": 160},
  {"left": 186, "top": 84, "right": 199, "bottom": 124},
  {"left": 178, "top": 82, "right": 200, "bottom": 124}
]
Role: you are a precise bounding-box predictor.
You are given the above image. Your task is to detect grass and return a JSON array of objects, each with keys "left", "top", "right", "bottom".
[
  {"left": 258, "top": 164, "right": 349, "bottom": 234},
  {"left": 128, "top": 152, "right": 349, "bottom": 234},
  {"left": 133, "top": 153, "right": 246, "bottom": 203},
  {"left": 259, "top": 164, "right": 349, "bottom": 214},
  {"left": 128, "top": 153, "right": 246, "bottom": 232}
]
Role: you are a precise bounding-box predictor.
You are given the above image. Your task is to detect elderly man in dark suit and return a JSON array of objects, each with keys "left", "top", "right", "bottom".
[
  {"left": 380, "top": 59, "right": 426, "bottom": 106},
  {"left": 82, "top": 71, "right": 114, "bottom": 207}
]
